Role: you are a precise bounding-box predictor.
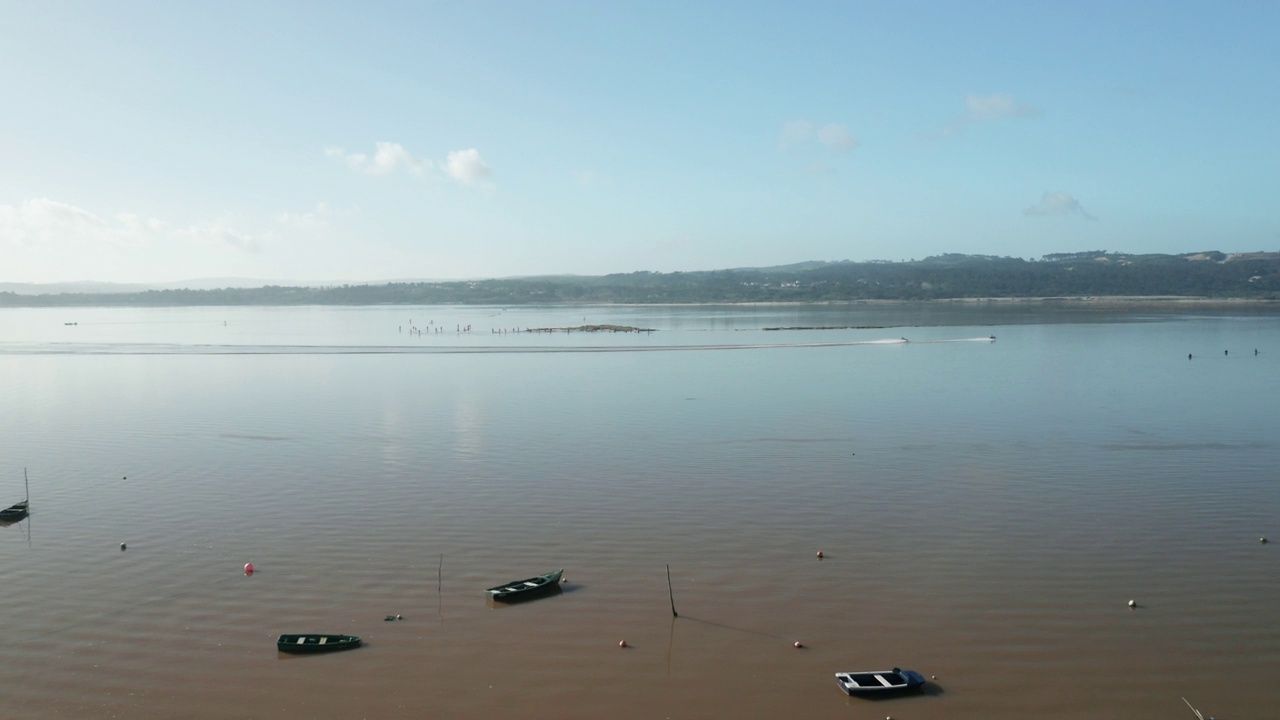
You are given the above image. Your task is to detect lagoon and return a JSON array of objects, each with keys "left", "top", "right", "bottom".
[{"left": 0, "top": 303, "right": 1277, "bottom": 719}]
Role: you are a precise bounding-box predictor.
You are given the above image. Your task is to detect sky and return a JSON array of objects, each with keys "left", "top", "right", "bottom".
[{"left": 1, "top": 0, "right": 1278, "bottom": 284}]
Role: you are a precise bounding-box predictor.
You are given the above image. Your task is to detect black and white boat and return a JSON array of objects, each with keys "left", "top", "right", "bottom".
[
  {"left": 835, "top": 668, "right": 926, "bottom": 695},
  {"left": 277, "top": 634, "right": 362, "bottom": 654}
]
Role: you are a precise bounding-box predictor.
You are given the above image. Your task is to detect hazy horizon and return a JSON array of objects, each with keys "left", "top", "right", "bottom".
[{"left": 3, "top": 2, "right": 1278, "bottom": 284}]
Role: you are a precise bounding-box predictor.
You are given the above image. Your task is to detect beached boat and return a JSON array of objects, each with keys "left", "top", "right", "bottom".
[
  {"left": 0, "top": 500, "right": 29, "bottom": 523},
  {"left": 485, "top": 569, "right": 564, "bottom": 601},
  {"left": 835, "top": 668, "right": 926, "bottom": 695},
  {"left": 276, "top": 634, "right": 362, "bottom": 654}
]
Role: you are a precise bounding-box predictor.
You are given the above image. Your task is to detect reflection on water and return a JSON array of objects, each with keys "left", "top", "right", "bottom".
[{"left": 0, "top": 304, "right": 1278, "bottom": 719}]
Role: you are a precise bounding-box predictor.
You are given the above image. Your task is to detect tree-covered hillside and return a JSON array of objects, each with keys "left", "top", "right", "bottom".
[{"left": 4, "top": 251, "right": 1280, "bottom": 306}]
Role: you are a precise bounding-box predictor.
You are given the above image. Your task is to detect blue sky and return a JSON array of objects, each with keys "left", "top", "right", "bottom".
[{"left": 2, "top": 1, "right": 1277, "bottom": 284}]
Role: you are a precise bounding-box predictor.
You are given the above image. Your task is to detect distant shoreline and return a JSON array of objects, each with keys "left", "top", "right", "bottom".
[
  {"left": 597, "top": 296, "right": 1280, "bottom": 308},
  {"left": 2, "top": 296, "right": 1279, "bottom": 309}
]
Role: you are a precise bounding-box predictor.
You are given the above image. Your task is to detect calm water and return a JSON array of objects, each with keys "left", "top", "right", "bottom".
[{"left": 0, "top": 303, "right": 1277, "bottom": 719}]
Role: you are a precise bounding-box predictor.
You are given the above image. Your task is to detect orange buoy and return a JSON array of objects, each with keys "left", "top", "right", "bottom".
[{"left": 244, "top": 563, "right": 255, "bottom": 575}]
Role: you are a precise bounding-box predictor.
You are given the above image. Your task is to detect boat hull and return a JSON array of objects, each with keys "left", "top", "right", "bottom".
[
  {"left": 0, "top": 500, "right": 29, "bottom": 523},
  {"left": 277, "top": 634, "right": 362, "bottom": 654},
  {"left": 835, "top": 668, "right": 926, "bottom": 696},
  {"left": 485, "top": 569, "right": 564, "bottom": 601}
]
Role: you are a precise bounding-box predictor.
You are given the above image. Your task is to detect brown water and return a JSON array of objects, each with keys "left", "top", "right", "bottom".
[{"left": 1, "top": 305, "right": 1277, "bottom": 719}]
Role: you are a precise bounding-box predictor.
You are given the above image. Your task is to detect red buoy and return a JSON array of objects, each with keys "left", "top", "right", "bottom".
[
  {"left": 618, "top": 640, "right": 628, "bottom": 648},
  {"left": 244, "top": 563, "right": 255, "bottom": 575},
  {"left": 793, "top": 641, "right": 804, "bottom": 648},
  {"left": 816, "top": 551, "right": 824, "bottom": 559}
]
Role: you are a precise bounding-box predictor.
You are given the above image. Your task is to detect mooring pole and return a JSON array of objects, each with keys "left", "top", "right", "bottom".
[{"left": 666, "top": 564, "right": 678, "bottom": 618}]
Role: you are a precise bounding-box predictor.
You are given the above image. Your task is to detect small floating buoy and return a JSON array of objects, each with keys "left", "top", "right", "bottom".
[
  {"left": 931, "top": 675, "right": 937, "bottom": 679},
  {"left": 793, "top": 641, "right": 803, "bottom": 648},
  {"left": 1128, "top": 599, "right": 1136, "bottom": 608},
  {"left": 816, "top": 551, "right": 824, "bottom": 559},
  {"left": 120, "top": 542, "right": 127, "bottom": 551},
  {"left": 618, "top": 640, "right": 628, "bottom": 648},
  {"left": 244, "top": 562, "right": 254, "bottom": 575}
]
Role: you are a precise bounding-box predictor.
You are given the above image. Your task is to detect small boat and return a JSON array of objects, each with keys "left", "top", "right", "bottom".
[
  {"left": 835, "top": 668, "right": 926, "bottom": 695},
  {"left": 0, "top": 500, "right": 29, "bottom": 523},
  {"left": 277, "top": 634, "right": 362, "bottom": 654},
  {"left": 485, "top": 569, "right": 564, "bottom": 601}
]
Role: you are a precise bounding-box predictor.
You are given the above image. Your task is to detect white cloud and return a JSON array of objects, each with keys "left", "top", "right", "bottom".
[
  {"left": 2, "top": 198, "right": 140, "bottom": 251},
  {"left": 326, "top": 143, "right": 493, "bottom": 187},
  {"left": 929, "top": 93, "right": 1040, "bottom": 141},
  {"left": 576, "top": 170, "right": 610, "bottom": 187},
  {"left": 965, "top": 93, "right": 1039, "bottom": 121},
  {"left": 1024, "top": 191, "right": 1097, "bottom": 220},
  {"left": 807, "top": 160, "right": 837, "bottom": 176},
  {"left": 275, "top": 202, "right": 359, "bottom": 231},
  {"left": 817, "top": 123, "right": 859, "bottom": 153},
  {"left": 443, "top": 148, "right": 493, "bottom": 186},
  {"left": 326, "top": 142, "right": 428, "bottom": 176},
  {"left": 0, "top": 197, "right": 263, "bottom": 282},
  {"left": 779, "top": 120, "right": 859, "bottom": 156},
  {"left": 175, "top": 223, "right": 263, "bottom": 253},
  {"left": 778, "top": 120, "right": 815, "bottom": 152}
]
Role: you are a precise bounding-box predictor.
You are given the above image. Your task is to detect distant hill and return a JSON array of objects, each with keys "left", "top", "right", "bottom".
[
  {"left": 3, "top": 251, "right": 1279, "bottom": 307},
  {"left": 0, "top": 277, "right": 333, "bottom": 295}
]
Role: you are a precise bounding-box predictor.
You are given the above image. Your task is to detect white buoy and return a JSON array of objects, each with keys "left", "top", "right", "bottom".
[
  {"left": 1128, "top": 599, "right": 1136, "bottom": 608},
  {"left": 120, "top": 542, "right": 127, "bottom": 551}
]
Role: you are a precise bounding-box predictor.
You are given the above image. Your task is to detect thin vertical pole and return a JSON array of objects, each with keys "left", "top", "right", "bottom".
[{"left": 666, "top": 564, "right": 678, "bottom": 618}]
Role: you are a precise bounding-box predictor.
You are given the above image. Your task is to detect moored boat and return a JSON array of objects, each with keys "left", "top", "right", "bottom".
[
  {"left": 0, "top": 500, "right": 29, "bottom": 523},
  {"left": 485, "top": 569, "right": 564, "bottom": 601},
  {"left": 277, "top": 634, "right": 362, "bottom": 654},
  {"left": 835, "top": 668, "right": 926, "bottom": 695}
]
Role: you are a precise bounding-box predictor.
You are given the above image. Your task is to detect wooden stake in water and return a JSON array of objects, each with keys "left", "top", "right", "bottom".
[
  {"left": 666, "top": 564, "right": 678, "bottom": 618},
  {"left": 25, "top": 467, "right": 29, "bottom": 503}
]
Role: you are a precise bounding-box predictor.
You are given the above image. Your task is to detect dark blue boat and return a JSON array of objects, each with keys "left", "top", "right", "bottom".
[{"left": 835, "top": 668, "right": 926, "bottom": 695}]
